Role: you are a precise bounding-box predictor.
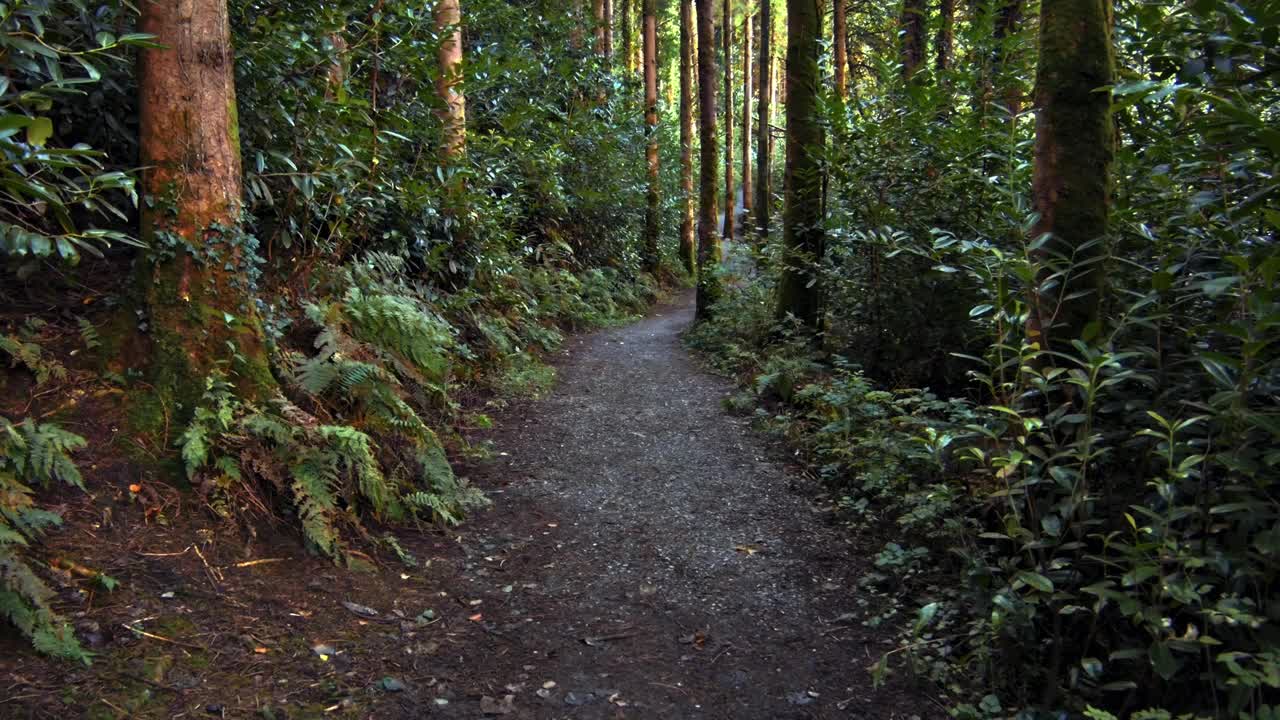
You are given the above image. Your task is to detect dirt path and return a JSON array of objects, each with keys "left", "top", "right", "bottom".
[
  {"left": 428, "top": 290, "right": 930, "bottom": 719},
  {"left": 0, "top": 291, "right": 933, "bottom": 720}
]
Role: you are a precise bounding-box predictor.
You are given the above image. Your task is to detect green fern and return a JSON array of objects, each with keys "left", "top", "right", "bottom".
[
  {"left": 0, "top": 334, "right": 67, "bottom": 387},
  {"left": 0, "top": 415, "right": 91, "bottom": 663}
]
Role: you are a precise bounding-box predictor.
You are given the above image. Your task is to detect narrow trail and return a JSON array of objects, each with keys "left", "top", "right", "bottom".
[{"left": 429, "top": 290, "right": 930, "bottom": 719}]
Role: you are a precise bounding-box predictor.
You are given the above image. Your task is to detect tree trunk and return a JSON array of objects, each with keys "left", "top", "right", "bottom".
[
  {"left": 721, "top": 0, "right": 734, "bottom": 241},
  {"left": 995, "top": 0, "right": 1024, "bottom": 115},
  {"left": 1028, "top": 0, "right": 1114, "bottom": 348},
  {"left": 695, "top": 0, "right": 722, "bottom": 318},
  {"left": 899, "top": 0, "right": 926, "bottom": 80},
  {"left": 741, "top": 13, "right": 753, "bottom": 225},
  {"left": 776, "top": 0, "right": 824, "bottom": 332},
  {"left": 754, "top": 0, "right": 771, "bottom": 239},
  {"left": 436, "top": 0, "right": 466, "bottom": 164},
  {"left": 833, "top": 0, "right": 848, "bottom": 98},
  {"left": 935, "top": 0, "right": 954, "bottom": 74},
  {"left": 594, "top": 0, "right": 607, "bottom": 56},
  {"left": 572, "top": 0, "right": 584, "bottom": 49},
  {"left": 135, "top": 0, "right": 274, "bottom": 427},
  {"left": 680, "top": 0, "right": 697, "bottom": 275},
  {"left": 604, "top": 0, "right": 614, "bottom": 59},
  {"left": 643, "top": 0, "right": 660, "bottom": 273},
  {"left": 623, "top": 0, "right": 635, "bottom": 73}
]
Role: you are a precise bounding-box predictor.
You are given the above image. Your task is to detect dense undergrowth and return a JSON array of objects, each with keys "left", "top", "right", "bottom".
[
  {"left": 1, "top": 0, "right": 679, "bottom": 660},
  {"left": 691, "top": 1, "right": 1278, "bottom": 718}
]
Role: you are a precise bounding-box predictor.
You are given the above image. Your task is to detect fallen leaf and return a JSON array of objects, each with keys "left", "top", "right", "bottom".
[
  {"left": 734, "top": 544, "right": 761, "bottom": 556},
  {"left": 469, "top": 613, "right": 484, "bottom": 622}
]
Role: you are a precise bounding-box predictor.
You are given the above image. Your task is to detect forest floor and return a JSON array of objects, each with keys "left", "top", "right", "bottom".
[{"left": 2, "top": 290, "right": 937, "bottom": 720}]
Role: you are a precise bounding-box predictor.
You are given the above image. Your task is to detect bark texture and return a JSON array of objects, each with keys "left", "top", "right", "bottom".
[
  {"left": 594, "top": 0, "right": 607, "bottom": 55},
  {"left": 1029, "top": 0, "right": 1114, "bottom": 347},
  {"left": 136, "top": 0, "right": 273, "bottom": 427},
  {"left": 776, "top": 0, "right": 824, "bottom": 331},
  {"left": 935, "top": 0, "right": 954, "bottom": 74},
  {"left": 623, "top": 0, "right": 635, "bottom": 73},
  {"left": 754, "top": 0, "right": 771, "bottom": 239},
  {"left": 435, "top": 0, "right": 466, "bottom": 163},
  {"left": 741, "top": 12, "right": 753, "bottom": 222},
  {"left": 899, "top": 0, "right": 926, "bottom": 80},
  {"left": 643, "top": 0, "right": 660, "bottom": 272},
  {"left": 833, "top": 0, "right": 848, "bottom": 97},
  {"left": 721, "top": 0, "right": 734, "bottom": 241},
  {"left": 680, "top": 0, "right": 697, "bottom": 274},
  {"left": 695, "top": 0, "right": 722, "bottom": 318},
  {"left": 604, "top": 0, "right": 614, "bottom": 58}
]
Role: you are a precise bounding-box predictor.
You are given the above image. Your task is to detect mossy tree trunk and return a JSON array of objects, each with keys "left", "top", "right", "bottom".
[
  {"left": 643, "top": 0, "right": 661, "bottom": 273},
  {"left": 995, "top": 0, "right": 1025, "bottom": 116},
  {"left": 604, "top": 0, "right": 614, "bottom": 59},
  {"left": 680, "top": 0, "right": 697, "bottom": 275},
  {"left": 775, "top": 0, "right": 823, "bottom": 332},
  {"left": 899, "top": 0, "right": 926, "bottom": 80},
  {"left": 623, "top": 0, "right": 635, "bottom": 74},
  {"left": 1028, "top": 0, "right": 1114, "bottom": 348},
  {"left": 721, "top": 0, "right": 734, "bottom": 241},
  {"left": 833, "top": 0, "right": 848, "bottom": 98},
  {"left": 935, "top": 0, "right": 954, "bottom": 74},
  {"left": 695, "top": 0, "right": 722, "bottom": 318},
  {"left": 741, "top": 12, "right": 753, "bottom": 225},
  {"left": 135, "top": 0, "right": 274, "bottom": 429},
  {"left": 754, "top": 0, "right": 771, "bottom": 239}
]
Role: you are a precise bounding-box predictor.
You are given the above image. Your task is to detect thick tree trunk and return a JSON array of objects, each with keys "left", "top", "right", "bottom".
[
  {"left": 833, "top": 0, "right": 848, "bottom": 98},
  {"left": 435, "top": 0, "right": 466, "bottom": 164},
  {"left": 899, "top": 0, "right": 926, "bottom": 80},
  {"left": 721, "top": 0, "right": 734, "bottom": 241},
  {"left": 643, "top": 0, "right": 660, "bottom": 273},
  {"left": 935, "top": 0, "right": 954, "bottom": 74},
  {"left": 776, "top": 0, "right": 824, "bottom": 332},
  {"left": 754, "top": 0, "right": 771, "bottom": 239},
  {"left": 741, "top": 13, "right": 753, "bottom": 224},
  {"left": 695, "top": 0, "right": 722, "bottom": 318},
  {"left": 680, "top": 0, "right": 697, "bottom": 275},
  {"left": 135, "top": 0, "right": 274, "bottom": 428},
  {"left": 995, "top": 0, "right": 1024, "bottom": 115},
  {"left": 1028, "top": 0, "right": 1114, "bottom": 348}
]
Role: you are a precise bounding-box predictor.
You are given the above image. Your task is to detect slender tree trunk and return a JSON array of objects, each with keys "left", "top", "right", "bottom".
[
  {"left": 833, "top": 0, "right": 848, "bottom": 98},
  {"left": 135, "top": 0, "right": 274, "bottom": 425},
  {"left": 436, "top": 0, "right": 466, "bottom": 164},
  {"left": 899, "top": 0, "right": 926, "bottom": 80},
  {"left": 594, "top": 0, "right": 608, "bottom": 55},
  {"left": 1028, "top": 0, "right": 1114, "bottom": 349},
  {"left": 695, "top": 0, "right": 722, "bottom": 318},
  {"left": 776, "top": 0, "right": 823, "bottom": 332},
  {"left": 572, "top": 0, "right": 584, "bottom": 48},
  {"left": 643, "top": 0, "right": 660, "bottom": 272},
  {"left": 935, "top": 0, "right": 954, "bottom": 74},
  {"left": 754, "top": 0, "right": 771, "bottom": 239},
  {"left": 721, "top": 0, "right": 734, "bottom": 241},
  {"left": 623, "top": 0, "right": 635, "bottom": 73},
  {"left": 680, "top": 0, "right": 697, "bottom": 274},
  {"left": 741, "top": 13, "right": 753, "bottom": 224},
  {"left": 604, "top": 0, "right": 614, "bottom": 58}
]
